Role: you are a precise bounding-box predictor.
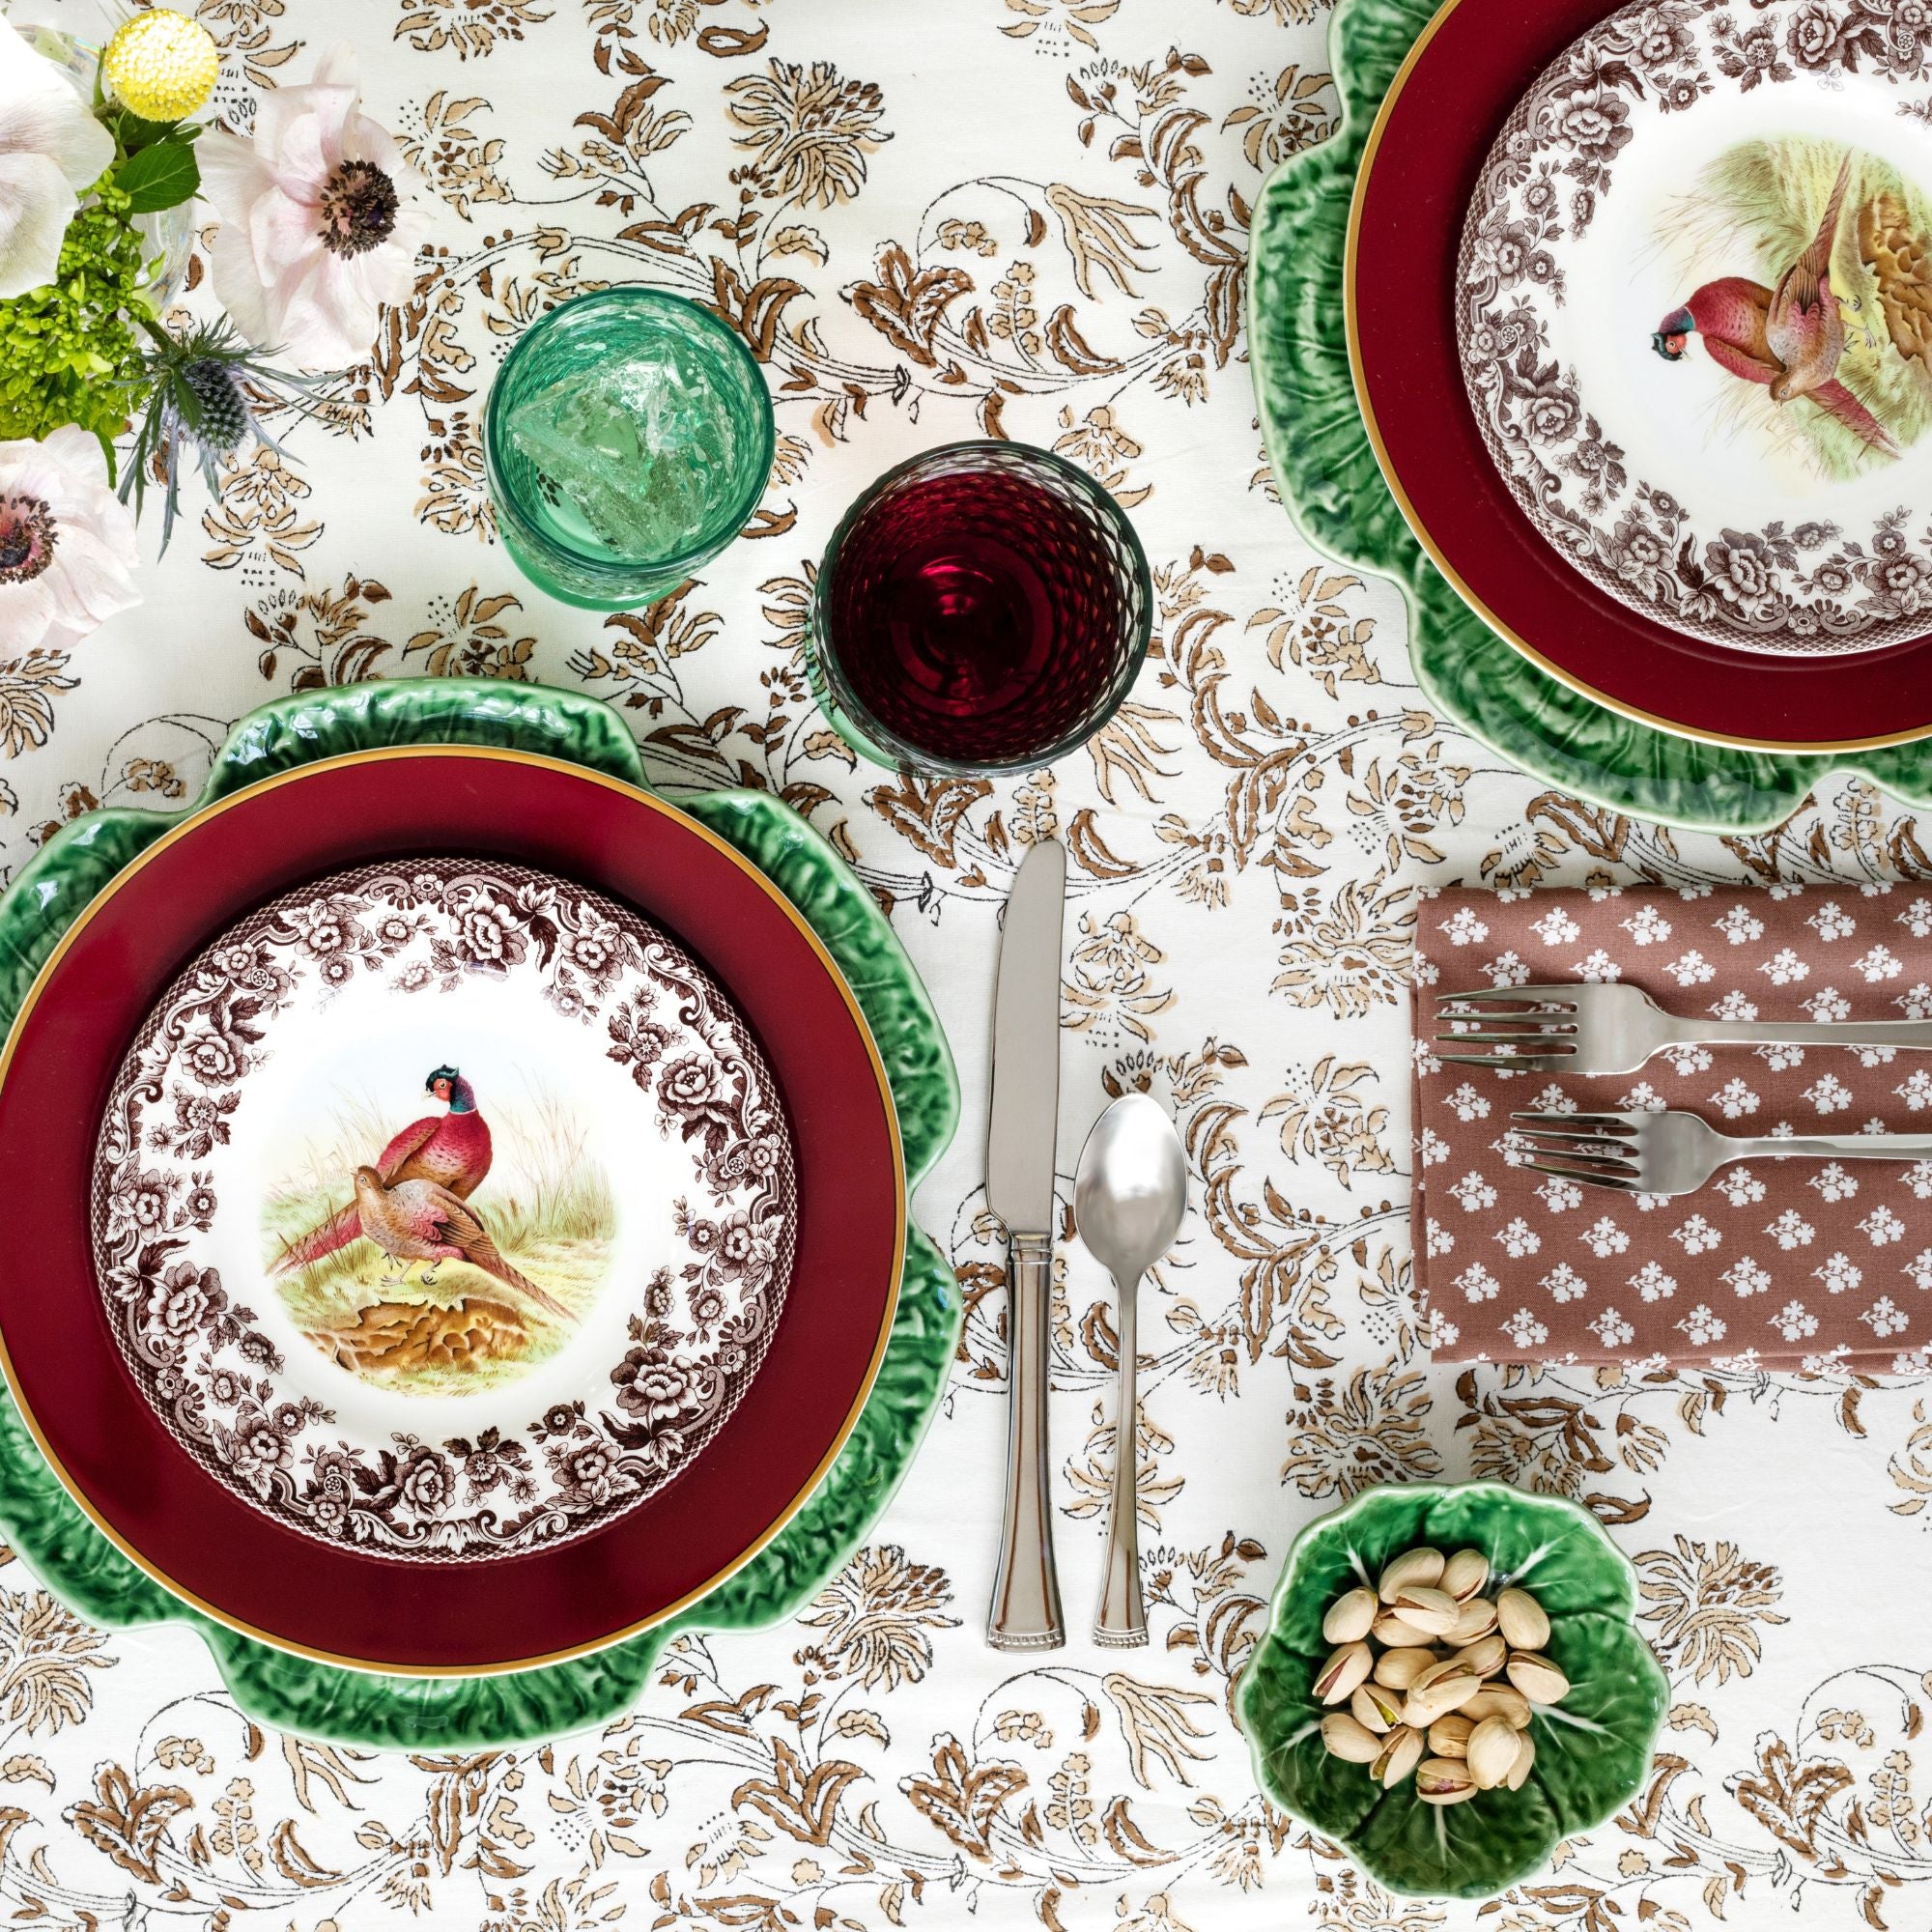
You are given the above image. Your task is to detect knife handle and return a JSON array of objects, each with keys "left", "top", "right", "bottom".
[{"left": 988, "top": 1233, "right": 1064, "bottom": 1650}]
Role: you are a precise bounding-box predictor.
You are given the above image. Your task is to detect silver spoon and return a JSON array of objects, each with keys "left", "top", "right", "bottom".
[{"left": 1073, "top": 1093, "right": 1187, "bottom": 1647}]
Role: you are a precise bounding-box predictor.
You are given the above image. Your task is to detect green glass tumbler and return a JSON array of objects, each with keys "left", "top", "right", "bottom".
[{"left": 483, "top": 288, "right": 775, "bottom": 611}]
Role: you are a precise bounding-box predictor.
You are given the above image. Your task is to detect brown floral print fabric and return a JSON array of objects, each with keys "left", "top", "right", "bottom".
[
  {"left": 14, "top": 0, "right": 1932, "bottom": 1920},
  {"left": 1414, "top": 884, "right": 1932, "bottom": 1368}
]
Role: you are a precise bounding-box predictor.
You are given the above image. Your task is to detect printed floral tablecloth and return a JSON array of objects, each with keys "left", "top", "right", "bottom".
[{"left": 0, "top": 1, "right": 1922, "bottom": 1927}]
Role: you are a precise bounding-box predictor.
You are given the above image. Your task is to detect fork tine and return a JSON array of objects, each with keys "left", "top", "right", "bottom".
[
  {"left": 1511, "top": 1111, "right": 1634, "bottom": 1130},
  {"left": 1440, "top": 1013, "right": 1579, "bottom": 1031},
  {"left": 1522, "top": 1159, "right": 1638, "bottom": 1192},
  {"left": 1433, "top": 985, "right": 1581, "bottom": 1008},
  {"left": 1435, "top": 1052, "right": 1570, "bottom": 1071},
  {"left": 1438, "top": 1012, "right": 1575, "bottom": 1032},
  {"left": 1512, "top": 1116, "right": 1639, "bottom": 1146},
  {"left": 1520, "top": 1148, "right": 1637, "bottom": 1170},
  {"left": 1445, "top": 1012, "right": 1577, "bottom": 1028},
  {"left": 1435, "top": 1011, "right": 1575, "bottom": 1029},
  {"left": 1516, "top": 1145, "right": 1640, "bottom": 1174},
  {"left": 1431, "top": 1031, "right": 1577, "bottom": 1047},
  {"left": 1514, "top": 1127, "right": 1638, "bottom": 1155}
]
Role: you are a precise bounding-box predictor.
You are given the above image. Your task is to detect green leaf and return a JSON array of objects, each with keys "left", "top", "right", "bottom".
[
  {"left": 1235, "top": 1635, "right": 1382, "bottom": 1841},
  {"left": 1350, "top": 1775, "right": 1563, "bottom": 1900},
  {"left": 1424, "top": 1487, "right": 1637, "bottom": 1617},
  {"left": 1527, "top": 1612, "right": 1669, "bottom": 1835},
  {"left": 112, "top": 108, "right": 184, "bottom": 155},
  {"left": 1269, "top": 1486, "right": 1438, "bottom": 1658},
  {"left": 115, "top": 138, "right": 200, "bottom": 213}
]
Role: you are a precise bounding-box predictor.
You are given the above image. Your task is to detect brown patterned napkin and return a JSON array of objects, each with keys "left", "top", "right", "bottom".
[{"left": 1412, "top": 885, "right": 1932, "bottom": 1369}]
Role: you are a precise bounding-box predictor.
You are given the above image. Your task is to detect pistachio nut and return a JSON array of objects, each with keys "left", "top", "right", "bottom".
[
  {"left": 1322, "top": 1586, "right": 1378, "bottom": 1645},
  {"left": 1441, "top": 1548, "right": 1490, "bottom": 1603},
  {"left": 1372, "top": 1646, "right": 1437, "bottom": 1690},
  {"left": 1505, "top": 1651, "right": 1570, "bottom": 1706},
  {"left": 1496, "top": 1587, "right": 1551, "bottom": 1651},
  {"left": 1314, "top": 1640, "right": 1374, "bottom": 1705},
  {"left": 1371, "top": 1609, "right": 1438, "bottom": 1649},
  {"left": 1415, "top": 1757, "right": 1478, "bottom": 1804},
  {"left": 1448, "top": 1596, "right": 1500, "bottom": 1645},
  {"left": 1377, "top": 1547, "right": 1446, "bottom": 1602},
  {"left": 1401, "top": 1661, "right": 1482, "bottom": 1728},
  {"left": 1320, "top": 1712, "right": 1382, "bottom": 1763},
  {"left": 1454, "top": 1634, "right": 1508, "bottom": 1679},
  {"left": 1352, "top": 1682, "right": 1403, "bottom": 1734},
  {"left": 1371, "top": 1724, "right": 1423, "bottom": 1788},
  {"left": 1463, "top": 1685, "right": 1533, "bottom": 1729},
  {"left": 1385, "top": 1584, "right": 1461, "bottom": 1637},
  {"left": 1465, "top": 1716, "right": 1521, "bottom": 1790},
  {"left": 1426, "top": 1713, "right": 1474, "bottom": 1759},
  {"left": 1506, "top": 1729, "right": 1537, "bottom": 1791}
]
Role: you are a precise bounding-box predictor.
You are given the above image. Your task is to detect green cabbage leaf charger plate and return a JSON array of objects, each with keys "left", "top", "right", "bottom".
[
  {"left": 0, "top": 679, "right": 959, "bottom": 1747},
  {"left": 1248, "top": 0, "right": 1932, "bottom": 832}
]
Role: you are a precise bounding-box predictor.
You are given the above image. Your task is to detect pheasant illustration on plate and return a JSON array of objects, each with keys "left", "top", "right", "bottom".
[
  {"left": 267, "top": 1062, "right": 609, "bottom": 1394},
  {"left": 1652, "top": 146, "right": 1932, "bottom": 465},
  {"left": 273, "top": 1064, "right": 493, "bottom": 1273},
  {"left": 351, "top": 1166, "right": 574, "bottom": 1322}
]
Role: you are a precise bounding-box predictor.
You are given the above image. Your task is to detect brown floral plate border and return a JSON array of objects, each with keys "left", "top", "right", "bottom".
[{"left": 90, "top": 858, "right": 798, "bottom": 1565}]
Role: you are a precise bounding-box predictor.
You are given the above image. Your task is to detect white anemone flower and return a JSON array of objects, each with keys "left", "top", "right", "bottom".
[
  {"left": 199, "top": 43, "right": 426, "bottom": 371},
  {"left": 0, "top": 16, "right": 116, "bottom": 300},
  {"left": 0, "top": 427, "right": 141, "bottom": 651}
]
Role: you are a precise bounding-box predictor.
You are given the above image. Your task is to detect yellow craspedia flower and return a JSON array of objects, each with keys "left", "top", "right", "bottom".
[{"left": 103, "top": 10, "right": 220, "bottom": 122}]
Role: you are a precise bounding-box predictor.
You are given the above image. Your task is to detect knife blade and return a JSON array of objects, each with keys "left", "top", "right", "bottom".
[
  {"left": 987, "top": 838, "right": 1065, "bottom": 1237},
  {"left": 986, "top": 836, "right": 1066, "bottom": 1650}
]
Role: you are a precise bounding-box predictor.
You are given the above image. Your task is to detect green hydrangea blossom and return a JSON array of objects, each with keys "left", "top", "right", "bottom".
[{"left": 0, "top": 175, "right": 151, "bottom": 445}]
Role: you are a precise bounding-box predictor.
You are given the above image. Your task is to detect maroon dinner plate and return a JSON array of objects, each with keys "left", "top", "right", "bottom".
[
  {"left": 0, "top": 751, "right": 902, "bottom": 1673},
  {"left": 1349, "top": 0, "right": 1932, "bottom": 750}
]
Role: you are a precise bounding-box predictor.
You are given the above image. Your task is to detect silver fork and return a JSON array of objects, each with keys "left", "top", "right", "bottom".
[
  {"left": 1512, "top": 1108, "right": 1932, "bottom": 1198},
  {"left": 1435, "top": 981, "right": 1932, "bottom": 1077}
]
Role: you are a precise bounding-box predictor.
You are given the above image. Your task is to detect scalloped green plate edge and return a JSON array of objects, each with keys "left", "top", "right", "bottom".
[
  {"left": 0, "top": 678, "right": 961, "bottom": 1747},
  {"left": 1247, "top": 0, "right": 1932, "bottom": 833},
  {"left": 1235, "top": 1480, "right": 1668, "bottom": 1899}
]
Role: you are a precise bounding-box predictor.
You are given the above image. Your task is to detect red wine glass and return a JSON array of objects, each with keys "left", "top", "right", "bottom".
[{"left": 810, "top": 440, "right": 1152, "bottom": 776}]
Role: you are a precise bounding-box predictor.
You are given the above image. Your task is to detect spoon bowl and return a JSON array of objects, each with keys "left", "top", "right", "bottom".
[
  {"left": 1073, "top": 1093, "right": 1187, "bottom": 1281},
  {"left": 1073, "top": 1093, "right": 1187, "bottom": 1645}
]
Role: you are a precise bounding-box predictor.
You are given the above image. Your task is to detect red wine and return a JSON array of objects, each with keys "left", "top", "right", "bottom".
[{"left": 819, "top": 452, "right": 1146, "bottom": 770}]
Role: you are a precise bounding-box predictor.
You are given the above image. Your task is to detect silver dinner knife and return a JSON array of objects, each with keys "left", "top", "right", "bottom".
[{"left": 986, "top": 836, "right": 1066, "bottom": 1651}]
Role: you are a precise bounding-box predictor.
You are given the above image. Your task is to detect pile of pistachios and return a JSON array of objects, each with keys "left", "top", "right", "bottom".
[{"left": 1312, "top": 1544, "right": 1566, "bottom": 1804}]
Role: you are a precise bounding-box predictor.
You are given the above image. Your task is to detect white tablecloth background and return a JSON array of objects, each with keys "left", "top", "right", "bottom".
[{"left": 0, "top": 0, "right": 1920, "bottom": 1925}]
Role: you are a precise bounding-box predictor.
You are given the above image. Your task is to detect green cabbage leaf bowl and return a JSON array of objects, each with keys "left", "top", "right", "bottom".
[{"left": 1236, "top": 1482, "right": 1668, "bottom": 1898}]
